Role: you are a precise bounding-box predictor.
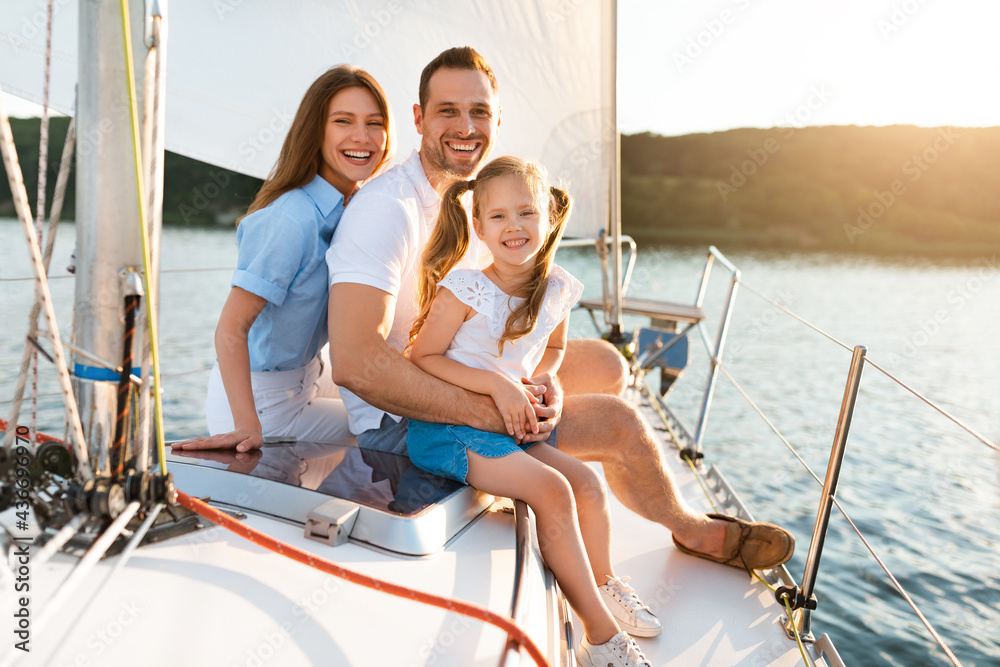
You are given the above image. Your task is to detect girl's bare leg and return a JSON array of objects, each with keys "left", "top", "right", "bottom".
[
  {"left": 465, "top": 450, "right": 619, "bottom": 644},
  {"left": 528, "top": 444, "right": 614, "bottom": 587}
]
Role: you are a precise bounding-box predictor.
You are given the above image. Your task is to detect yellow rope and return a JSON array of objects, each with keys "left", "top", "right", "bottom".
[
  {"left": 641, "top": 373, "right": 672, "bottom": 433},
  {"left": 644, "top": 377, "right": 790, "bottom": 596},
  {"left": 780, "top": 592, "right": 813, "bottom": 666},
  {"left": 641, "top": 377, "right": 719, "bottom": 513},
  {"left": 118, "top": 0, "right": 166, "bottom": 475},
  {"left": 682, "top": 454, "right": 719, "bottom": 514},
  {"left": 752, "top": 569, "right": 777, "bottom": 593}
]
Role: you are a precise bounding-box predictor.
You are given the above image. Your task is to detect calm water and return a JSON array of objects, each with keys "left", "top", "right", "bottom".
[{"left": 2, "top": 219, "right": 998, "bottom": 665}]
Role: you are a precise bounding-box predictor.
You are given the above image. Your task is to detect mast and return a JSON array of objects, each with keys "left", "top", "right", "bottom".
[
  {"left": 606, "top": 0, "right": 624, "bottom": 341},
  {"left": 73, "top": 0, "right": 166, "bottom": 477}
]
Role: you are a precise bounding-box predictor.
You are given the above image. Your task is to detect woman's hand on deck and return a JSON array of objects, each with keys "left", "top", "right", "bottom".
[
  {"left": 171, "top": 426, "right": 264, "bottom": 453},
  {"left": 171, "top": 444, "right": 263, "bottom": 473},
  {"left": 490, "top": 375, "right": 540, "bottom": 442}
]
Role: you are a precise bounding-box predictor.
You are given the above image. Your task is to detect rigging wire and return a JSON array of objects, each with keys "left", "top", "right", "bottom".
[
  {"left": 736, "top": 279, "right": 998, "bottom": 454},
  {"left": 710, "top": 347, "right": 965, "bottom": 665},
  {"left": 827, "top": 494, "right": 964, "bottom": 667},
  {"left": 118, "top": 0, "right": 167, "bottom": 476},
  {"left": 32, "top": 513, "right": 89, "bottom": 568},
  {"left": 2, "top": 13, "right": 77, "bottom": 456},
  {"left": 862, "top": 356, "right": 999, "bottom": 454},
  {"left": 29, "top": 505, "right": 164, "bottom": 667},
  {"left": 0, "top": 88, "right": 90, "bottom": 476},
  {"left": 736, "top": 280, "right": 853, "bottom": 353},
  {"left": 714, "top": 363, "right": 824, "bottom": 488},
  {"left": 31, "top": 502, "right": 142, "bottom": 640},
  {"left": 29, "top": 0, "right": 56, "bottom": 452},
  {"left": 637, "top": 276, "right": 970, "bottom": 665},
  {"left": 1, "top": 267, "right": 236, "bottom": 282},
  {"left": 135, "top": 8, "right": 166, "bottom": 473},
  {"left": 175, "top": 490, "right": 551, "bottom": 667}
]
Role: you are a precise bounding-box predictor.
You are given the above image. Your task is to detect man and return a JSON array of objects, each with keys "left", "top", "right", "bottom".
[{"left": 326, "top": 46, "right": 794, "bottom": 573}]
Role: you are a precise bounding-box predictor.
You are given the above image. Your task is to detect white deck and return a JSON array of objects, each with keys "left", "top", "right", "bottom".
[
  {"left": 588, "top": 405, "right": 809, "bottom": 666},
  {"left": 9, "top": 504, "right": 530, "bottom": 666},
  {"left": 2, "top": 398, "right": 837, "bottom": 667}
]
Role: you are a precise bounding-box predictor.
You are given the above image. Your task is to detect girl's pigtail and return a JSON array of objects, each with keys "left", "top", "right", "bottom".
[
  {"left": 548, "top": 186, "right": 572, "bottom": 242},
  {"left": 406, "top": 180, "right": 474, "bottom": 353}
]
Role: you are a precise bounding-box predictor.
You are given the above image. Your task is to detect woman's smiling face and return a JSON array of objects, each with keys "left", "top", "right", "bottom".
[{"left": 318, "top": 86, "right": 387, "bottom": 199}]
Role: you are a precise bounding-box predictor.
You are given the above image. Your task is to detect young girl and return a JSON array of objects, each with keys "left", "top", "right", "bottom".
[
  {"left": 174, "top": 65, "right": 392, "bottom": 454},
  {"left": 406, "top": 157, "right": 659, "bottom": 667}
]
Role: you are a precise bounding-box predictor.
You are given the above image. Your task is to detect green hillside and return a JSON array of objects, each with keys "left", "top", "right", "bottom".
[
  {"left": 621, "top": 126, "right": 1000, "bottom": 256},
  {"left": 4, "top": 117, "right": 999, "bottom": 257},
  {"left": 0, "top": 117, "right": 262, "bottom": 226}
]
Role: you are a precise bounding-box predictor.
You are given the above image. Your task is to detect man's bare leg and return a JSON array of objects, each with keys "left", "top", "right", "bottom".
[
  {"left": 561, "top": 339, "right": 629, "bottom": 397},
  {"left": 556, "top": 393, "right": 728, "bottom": 556},
  {"left": 555, "top": 341, "right": 794, "bottom": 569}
]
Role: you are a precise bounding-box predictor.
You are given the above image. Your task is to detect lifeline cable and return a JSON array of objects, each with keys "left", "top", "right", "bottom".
[
  {"left": 639, "top": 381, "right": 785, "bottom": 598},
  {"left": 175, "top": 490, "right": 550, "bottom": 667}
]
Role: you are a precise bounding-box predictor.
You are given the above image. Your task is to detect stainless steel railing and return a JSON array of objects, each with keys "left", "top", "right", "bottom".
[
  {"left": 580, "top": 242, "right": 988, "bottom": 666},
  {"left": 681, "top": 248, "right": 984, "bottom": 666},
  {"left": 691, "top": 246, "right": 741, "bottom": 452}
]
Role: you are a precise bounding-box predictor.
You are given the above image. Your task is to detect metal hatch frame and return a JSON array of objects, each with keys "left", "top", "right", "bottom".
[{"left": 168, "top": 458, "right": 496, "bottom": 557}]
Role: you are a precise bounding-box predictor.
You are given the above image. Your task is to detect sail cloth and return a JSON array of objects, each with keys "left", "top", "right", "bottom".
[{"left": 1, "top": 0, "right": 614, "bottom": 237}]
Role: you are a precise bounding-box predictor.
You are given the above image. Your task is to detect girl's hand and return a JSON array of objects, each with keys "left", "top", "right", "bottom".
[
  {"left": 490, "top": 375, "right": 539, "bottom": 441},
  {"left": 518, "top": 373, "right": 563, "bottom": 443}
]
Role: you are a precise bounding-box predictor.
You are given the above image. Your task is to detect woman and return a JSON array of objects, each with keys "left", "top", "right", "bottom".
[{"left": 174, "top": 65, "right": 392, "bottom": 453}]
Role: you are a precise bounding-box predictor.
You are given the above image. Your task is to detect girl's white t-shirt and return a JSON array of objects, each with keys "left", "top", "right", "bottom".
[{"left": 437, "top": 264, "right": 584, "bottom": 381}]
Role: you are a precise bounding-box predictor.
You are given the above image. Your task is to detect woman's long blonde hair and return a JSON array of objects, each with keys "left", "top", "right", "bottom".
[
  {"left": 238, "top": 65, "right": 393, "bottom": 223},
  {"left": 408, "top": 156, "right": 572, "bottom": 355}
]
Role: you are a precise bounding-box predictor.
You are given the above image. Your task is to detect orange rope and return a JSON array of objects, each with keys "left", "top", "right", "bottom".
[
  {"left": 175, "top": 490, "right": 549, "bottom": 667},
  {"left": 0, "top": 417, "right": 62, "bottom": 446},
  {"left": 0, "top": 418, "right": 549, "bottom": 665}
]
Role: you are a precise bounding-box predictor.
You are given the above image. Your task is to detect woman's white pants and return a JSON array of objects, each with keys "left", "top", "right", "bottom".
[{"left": 205, "top": 348, "right": 354, "bottom": 445}]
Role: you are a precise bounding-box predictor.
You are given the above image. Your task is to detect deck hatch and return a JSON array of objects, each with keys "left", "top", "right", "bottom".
[{"left": 167, "top": 442, "right": 494, "bottom": 556}]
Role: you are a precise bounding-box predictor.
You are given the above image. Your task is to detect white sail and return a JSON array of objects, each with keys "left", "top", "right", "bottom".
[{"left": 1, "top": 0, "right": 614, "bottom": 237}]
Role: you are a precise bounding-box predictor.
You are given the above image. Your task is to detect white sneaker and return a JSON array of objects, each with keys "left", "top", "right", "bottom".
[
  {"left": 578, "top": 630, "right": 651, "bottom": 667},
  {"left": 598, "top": 575, "right": 662, "bottom": 637}
]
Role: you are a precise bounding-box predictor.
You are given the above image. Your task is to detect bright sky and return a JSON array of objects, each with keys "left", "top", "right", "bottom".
[
  {"left": 5, "top": 0, "right": 999, "bottom": 137},
  {"left": 619, "top": 0, "right": 1000, "bottom": 136}
]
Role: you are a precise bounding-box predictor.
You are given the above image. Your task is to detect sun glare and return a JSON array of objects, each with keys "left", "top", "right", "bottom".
[{"left": 620, "top": 0, "right": 1000, "bottom": 136}]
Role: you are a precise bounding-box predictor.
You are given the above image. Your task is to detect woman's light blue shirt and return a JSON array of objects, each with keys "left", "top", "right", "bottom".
[{"left": 233, "top": 175, "right": 345, "bottom": 372}]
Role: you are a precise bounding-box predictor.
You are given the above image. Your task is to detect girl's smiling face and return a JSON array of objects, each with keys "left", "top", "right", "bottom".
[{"left": 473, "top": 174, "right": 549, "bottom": 273}]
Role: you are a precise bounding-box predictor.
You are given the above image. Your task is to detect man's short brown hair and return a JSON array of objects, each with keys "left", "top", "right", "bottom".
[{"left": 418, "top": 46, "right": 498, "bottom": 109}]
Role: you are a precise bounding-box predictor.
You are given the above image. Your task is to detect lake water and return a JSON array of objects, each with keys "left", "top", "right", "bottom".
[{"left": 2, "top": 219, "right": 998, "bottom": 666}]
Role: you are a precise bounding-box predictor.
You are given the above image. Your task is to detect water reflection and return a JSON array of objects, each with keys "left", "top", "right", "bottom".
[{"left": 169, "top": 442, "right": 462, "bottom": 516}]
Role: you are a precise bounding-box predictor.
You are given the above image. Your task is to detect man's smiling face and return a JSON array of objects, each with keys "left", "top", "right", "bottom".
[{"left": 414, "top": 67, "right": 500, "bottom": 186}]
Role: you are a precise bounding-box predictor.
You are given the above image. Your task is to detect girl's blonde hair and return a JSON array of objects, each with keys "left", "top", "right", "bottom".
[
  {"left": 239, "top": 65, "right": 393, "bottom": 223},
  {"left": 408, "top": 156, "right": 572, "bottom": 355}
]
